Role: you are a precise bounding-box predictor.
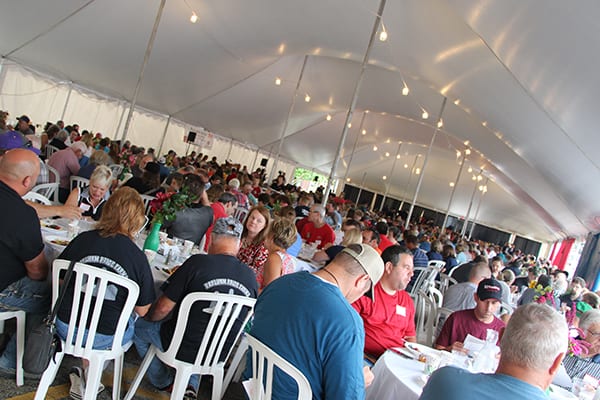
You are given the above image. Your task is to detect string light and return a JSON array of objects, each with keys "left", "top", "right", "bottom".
[
  {"left": 396, "top": 154, "right": 401, "bottom": 159},
  {"left": 421, "top": 110, "right": 429, "bottom": 119},
  {"left": 456, "top": 151, "right": 461, "bottom": 158},
  {"left": 449, "top": 182, "right": 455, "bottom": 187},
  {"left": 472, "top": 175, "right": 477, "bottom": 181},
  {"left": 190, "top": 12, "right": 198, "bottom": 23},
  {"left": 454, "top": 99, "right": 460, "bottom": 105},
  {"left": 383, "top": 175, "right": 387, "bottom": 180},
  {"left": 385, "top": 152, "right": 390, "bottom": 157},
  {"left": 373, "top": 145, "right": 378, "bottom": 151},
  {"left": 465, "top": 149, "right": 471, "bottom": 155},
  {"left": 482, "top": 121, "right": 488, "bottom": 127},
  {"left": 437, "top": 119, "right": 443, "bottom": 128},
  {"left": 346, "top": 178, "right": 351, "bottom": 182},
  {"left": 362, "top": 129, "right": 367, "bottom": 135},
  {"left": 347, "top": 123, "right": 352, "bottom": 128},
  {"left": 304, "top": 94, "right": 311, "bottom": 102},
  {"left": 379, "top": 22, "right": 388, "bottom": 42},
  {"left": 326, "top": 114, "right": 332, "bottom": 121},
  {"left": 404, "top": 163, "right": 409, "bottom": 168},
  {"left": 467, "top": 166, "right": 473, "bottom": 173},
  {"left": 402, "top": 85, "right": 410, "bottom": 96},
  {"left": 415, "top": 167, "right": 421, "bottom": 174},
  {"left": 274, "top": 77, "right": 281, "bottom": 86}
]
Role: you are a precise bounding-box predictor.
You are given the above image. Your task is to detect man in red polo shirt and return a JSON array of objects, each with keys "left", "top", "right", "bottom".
[
  {"left": 300, "top": 204, "right": 335, "bottom": 249},
  {"left": 204, "top": 192, "right": 237, "bottom": 251},
  {"left": 352, "top": 245, "right": 416, "bottom": 361}
]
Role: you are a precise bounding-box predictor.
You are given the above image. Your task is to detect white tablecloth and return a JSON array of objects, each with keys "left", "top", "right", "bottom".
[{"left": 366, "top": 350, "right": 427, "bottom": 400}]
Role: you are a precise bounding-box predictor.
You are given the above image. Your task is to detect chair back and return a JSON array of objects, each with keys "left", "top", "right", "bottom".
[
  {"left": 437, "top": 273, "right": 457, "bottom": 296},
  {"left": 46, "top": 145, "right": 59, "bottom": 159},
  {"left": 409, "top": 266, "right": 438, "bottom": 298},
  {"left": 108, "top": 164, "right": 123, "bottom": 179},
  {"left": 427, "top": 260, "right": 446, "bottom": 271},
  {"left": 163, "top": 292, "right": 256, "bottom": 370},
  {"left": 435, "top": 307, "right": 454, "bottom": 340},
  {"left": 234, "top": 207, "right": 249, "bottom": 224},
  {"left": 70, "top": 176, "right": 90, "bottom": 192},
  {"left": 447, "top": 264, "right": 461, "bottom": 277},
  {"left": 246, "top": 334, "right": 312, "bottom": 400},
  {"left": 415, "top": 289, "right": 438, "bottom": 347},
  {"left": 47, "top": 164, "right": 59, "bottom": 184},
  {"left": 140, "top": 194, "right": 155, "bottom": 217},
  {"left": 23, "top": 191, "right": 52, "bottom": 205},
  {"left": 52, "top": 259, "right": 139, "bottom": 360},
  {"left": 500, "top": 302, "right": 513, "bottom": 315},
  {"left": 31, "top": 182, "right": 59, "bottom": 203}
]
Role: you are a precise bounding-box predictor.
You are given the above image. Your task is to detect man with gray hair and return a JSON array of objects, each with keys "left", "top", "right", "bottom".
[
  {"left": 442, "top": 261, "right": 492, "bottom": 311},
  {"left": 562, "top": 309, "right": 600, "bottom": 380},
  {"left": 134, "top": 216, "right": 258, "bottom": 398},
  {"left": 300, "top": 203, "right": 335, "bottom": 249},
  {"left": 420, "top": 303, "right": 569, "bottom": 400}
]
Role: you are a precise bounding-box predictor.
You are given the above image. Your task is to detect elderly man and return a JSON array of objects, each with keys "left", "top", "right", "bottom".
[
  {"left": 562, "top": 309, "right": 600, "bottom": 380},
  {"left": 247, "top": 243, "right": 384, "bottom": 399},
  {"left": 203, "top": 192, "right": 238, "bottom": 251},
  {"left": 0, "top": 149, "right": 50, "bottom": 376},
  {"left": 300, "top": 204, "right": 335, "bottom": 249},
  {"left": 48, "top": 141, "right": 86, "bottom": 203},
  {"left": 421, "top": 303, "right": 568, "bottom": 400},
  {"left": 435, "top": 278, "right": 506, "bottom": 353},
  {"left": 324, "top": 202, "right": 342, "bottom": 231},
  {"left": 352, "top": 245, "right": 416, "bottom": 362},
  {"left": 134, "top": 217, "right": 258, "bottom": 398},
  {"left": 442, "top": 261, "right": 492, "bottom": 311}
]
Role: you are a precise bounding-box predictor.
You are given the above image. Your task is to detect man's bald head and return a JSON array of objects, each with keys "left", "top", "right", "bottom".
[{"left": 0, "top": 149, "right": 40, "bottom": 195}]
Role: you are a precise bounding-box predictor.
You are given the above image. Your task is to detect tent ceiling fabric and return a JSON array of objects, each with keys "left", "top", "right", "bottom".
[{"left": 1, "top": 0, "right": 598, "bottom": 243}]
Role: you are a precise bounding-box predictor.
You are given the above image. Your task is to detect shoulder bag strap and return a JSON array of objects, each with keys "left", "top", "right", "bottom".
[{"left": 47, "top": 259, "right": 78, "bottom": 324}]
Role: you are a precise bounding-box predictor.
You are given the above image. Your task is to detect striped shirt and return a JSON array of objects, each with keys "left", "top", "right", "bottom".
[{"left": 562, "top": 354, "right": 600, "bottom": 380}]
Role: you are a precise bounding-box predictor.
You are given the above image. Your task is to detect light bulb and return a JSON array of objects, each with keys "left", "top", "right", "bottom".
[
  {"left": 422, "top": 110, "right": 429, "bottom": 119},
  {"left": 415, "top": 168, "right": 421, "bottom": 174},
  {"left": 396, "top": 154, "right": 401, "bottom": 159},
  {"left": 465, "top": 149, "right": 471, "bottom": 155},
  {"left": 326, "top": 114, "right": 332, "bottom": 121},
  {"left": 472, "top": 175, "right": 476, "bottom": 181},
  {"left": 373, "top": 145, "right": 378, "bottom": 151},
  {"left": 404, "top": 164, "right": 408, "bottom": 168},
  {"left": 479, "top": 185, "right": 483, "bottom": 191},
  {"left": 449, "top": 182, "right": 455, "bottom": 187},
  {"left": 379, "top": 30, "right": 388, "bottom": 42},
  {"left": 385, "top": 152, "right": 390, "bottom": 157},
  {"left": 347, "top": 123, "right": 352, "bottom": 128},
  {"left": 402, "top": 86, "right": 409, "bottom": 96},
  {"left": 467, "top": 166, "right": 473, "bottom": 173},
  {"left": 454, "top": 99, "right": 460, "bottom": 105},
  {"left": 275, "top": 77, "right": 281, "bottom": 86},
  {"left": 190, "top": 12, "right": 198, "bottom": 23},
  {"left": 456, "top": 151, "right": 461, "bottom": 158},
  {"left": 346, "top": 178, "right": 351, "bottom": 182},
  {"left": 437, "top": 119, "right": 443, "bottom": 128},
  {"left": 477, "top": 175, "right": 482, "bottom": 181},
  {"left": 304, "top": 94, "right": 311, "bottom": 102},
  {"left": 383, "top": 175, "right": 387, "bottom": 180},
  {"left": 362, "top": 129, "right": 366, "bottom": 135},
  {"left": 482, "top": 121, "right": 487, "bottom": 127}
]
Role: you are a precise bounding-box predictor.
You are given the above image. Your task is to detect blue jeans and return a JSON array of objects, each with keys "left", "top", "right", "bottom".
[
  {"left": 133, "top": 318, "right": 200, "bottom": 391},
  {"left": 55, "top": 316, "right": 136, "bottom": 350},
  {"left": 0, "top": 276, "right": 50, "bottom": 370}
]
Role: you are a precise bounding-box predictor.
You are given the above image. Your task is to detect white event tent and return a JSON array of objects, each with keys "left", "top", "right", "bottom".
[{"left": 1, "top": 0, "right": 600, "bottom": 249}]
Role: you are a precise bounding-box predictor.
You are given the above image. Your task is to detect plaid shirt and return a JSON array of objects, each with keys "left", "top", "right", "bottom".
[{"left": 36, "top": 159, "right": 50, "bottom": 185}]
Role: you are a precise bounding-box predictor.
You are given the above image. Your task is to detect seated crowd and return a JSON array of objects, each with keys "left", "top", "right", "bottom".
[{"left": 1, "top": 110, "right": 598, "bottom": 400}]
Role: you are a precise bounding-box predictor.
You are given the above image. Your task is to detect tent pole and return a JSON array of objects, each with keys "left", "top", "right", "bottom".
[
  {"left": 120, "top": 0, "right": 166, "bottom": 143},
  {"left": 0, "top": 58, "right": 7, "bottom": 93},
  {"left": 379, "top": 142, "right": 402, "bottom": 211},
  {"left": 60, "top": 82, "right": 73, "bottom": 121},
  {"left": 356, "top": 171, "right": 367, "bottom": 206},
  {"left": 269, "top": 55, "right": 309, "bottom": 183},
  {"left": 405, "top": 98, "right": 446, "bottom": 229},
  {"left": 469, "top": 177, "right": 488, "bottom": 238},
  {"left": 460, "top": 172, "right": 482, "bottom": 237},
  {"left": 157, "top": 116, "right": 171, "bottom": 156},
  {"left": 226, "top": 138, "right": 233, "bottom": 161},
  {"left": 341, "top": 111, "right": 367, "bottom": 185},
  {"left": 323, "top": 0, "right": 388, "bottom": 205},
  {"left": 251, "top": 148, "right": 260, "bottom": 172},
  {"left": 442, "top": 150, "right": 468, "bottom": 230},
  {"left": 114, "top": 102, "right": 128, "bottom": 139},
  {"left": 399, "top": 154, "right": 419, "bottom": 211}
]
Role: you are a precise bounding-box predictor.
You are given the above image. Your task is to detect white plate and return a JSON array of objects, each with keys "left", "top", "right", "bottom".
[
  {"left": 44, "top": 235, "right": 71, "bottom": 251},
  {"left": 41, "top": 220, "right": 67, "bottom": 235},
  {"left": 548, "top": 385, "right": 577, "bottom": 400},
  {"left": 405, "top": 342, "right": 441, "bottom": 358}
]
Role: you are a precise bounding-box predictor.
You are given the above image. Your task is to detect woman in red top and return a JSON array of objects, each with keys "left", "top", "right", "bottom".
[{"left": 238, "top": 206, "right": 271, "bottom": 287}]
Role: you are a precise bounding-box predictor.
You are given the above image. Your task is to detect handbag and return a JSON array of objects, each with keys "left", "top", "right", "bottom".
[{"left": 23, "top": 260, "right": 77, "bottom": 375}]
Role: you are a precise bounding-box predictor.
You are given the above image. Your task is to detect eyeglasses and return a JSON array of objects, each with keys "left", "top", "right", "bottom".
[{"left": 587, "top": 329, "right": 600, "bottom": 338}]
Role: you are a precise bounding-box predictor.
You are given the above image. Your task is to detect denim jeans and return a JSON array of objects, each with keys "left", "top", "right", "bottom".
[
  {"left": 55, "top": 316, "right": 136, "bottom": 350},
  {"left": 133, "top": 318, "right": 200, "bottom": 391},
  {"left": 0, "top": 276, "right": 50, "bottom": 370}
]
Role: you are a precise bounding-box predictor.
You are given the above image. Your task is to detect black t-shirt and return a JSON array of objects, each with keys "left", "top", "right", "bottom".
[
  {"left": 0, "top": 181, "right": 44, "bottom": 291},
  {"left": 295, "top": 205, "right": 310, "bottom": 218},
  {"left": 57, "top": 230, "right": 156, "bottom": 335},
  {"left": 159, "top": 254, "right": 258, "bottom": 363}
]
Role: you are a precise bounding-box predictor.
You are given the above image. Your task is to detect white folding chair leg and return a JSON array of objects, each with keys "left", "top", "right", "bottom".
[
  {"left": 14, "top": 311, "right": 25, "bottom": 386},
  {"left": 222, "top": 337, "right": 248, "bottom": 397},
  {"left": 123, "top": 346, "right": 157, "bottom": 400},
  {"left": 0, "top": 320, "right": 4, "bottom": 334},
  {"left": 212, "top": 369, "right": 224, "bottom": 400},
  {"left": 170, "top": 368, "right": 193, "bottom": 400},
  {"left": 34, "top": 352, "right": 65, "bottom": 400},
  {"left": 112, "top": 354, "right": 124, "bottom": 400},
  {"left": 84, "top": 357, "right": 105, "bottom": 400}
]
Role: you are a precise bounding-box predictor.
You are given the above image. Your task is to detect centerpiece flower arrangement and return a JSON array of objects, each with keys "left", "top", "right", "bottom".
[{"left": 143, "top": 188, "right": 196, "bottom": 251}]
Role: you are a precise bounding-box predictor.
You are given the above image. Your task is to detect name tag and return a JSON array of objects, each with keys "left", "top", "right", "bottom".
[
  {"left": 79, "top": 203, "right": 91, "bottom": 211},
  {"left": 396, "top": 305, "right": 406, "bottom": 317}
]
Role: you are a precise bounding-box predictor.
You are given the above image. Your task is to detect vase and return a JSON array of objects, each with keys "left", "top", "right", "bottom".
[{"left": 143, "top": 222, "right": 161, "bottom": 251}]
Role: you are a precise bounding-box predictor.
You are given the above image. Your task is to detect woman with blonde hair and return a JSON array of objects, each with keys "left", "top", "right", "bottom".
[
  {"left": 262, "top": 218, "right": 298, "bottom": 289},
  {"left": 56, "top": 187, "right": 155, "bottom": 399},
  {"left": 238, "top": 205, "right": 271, "bottom": 287},
  {"left": 312, "top": 228, "right": 362, "bottom": 265},
  {"left": 65, "top": 164, "right": 112, "bottom": 221}
]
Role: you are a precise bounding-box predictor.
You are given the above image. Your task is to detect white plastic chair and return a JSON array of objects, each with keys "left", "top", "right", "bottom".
[
  {"left": 46, "top": 164, "right": 59, "bottom": 184},
  {"left": 409, "top": 266, "right": 438, "bottom": 298},
  {"left": 31, "top": 182, "right": 59, "bottom": 203},
  {"left": 45, "top": 144, "right": 59, "bottom": 159},
  {"left": 427, "top": 260, "right": 446, "bottom": 271},
  {"left": 427, "top": 286, "right": 443, "bottom": 308},
  {"left": 23, "top": 191, "right": 52, "bottom": 205},
  {"left": 70, "top": 176, "right": 90, "bottom": 192},
  {"left": 0, "top": 311, "right": 26, "bottom": 386},
  {"left": 108, "top": 164, "right": 123, "bottom": 179},
  {"left": 415, "top": 289, "right": 438, "bottom": 347},
  {"left": 435, "top": 307, "right": 454, "bottom": 340},
  {"left": 140, "top": 194, "right": 155, "bottom": 217},
  {"left": 437, "top": 273, "right": 457, "bottom": 296},
  {"left": 246, "top": 334, "right": 312, "bottom": 400},
  {"left": 34, "top": 260, "right": 140, "bottom": 400},
  {"left": 234, "top": 207, "right": 249, "bottom": 224},
  {"left": 447, "top": 264, "right": 461, "bottom": 277},
  {"left": 124, "top": 292, "right": 256, "bottom": 400}
]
